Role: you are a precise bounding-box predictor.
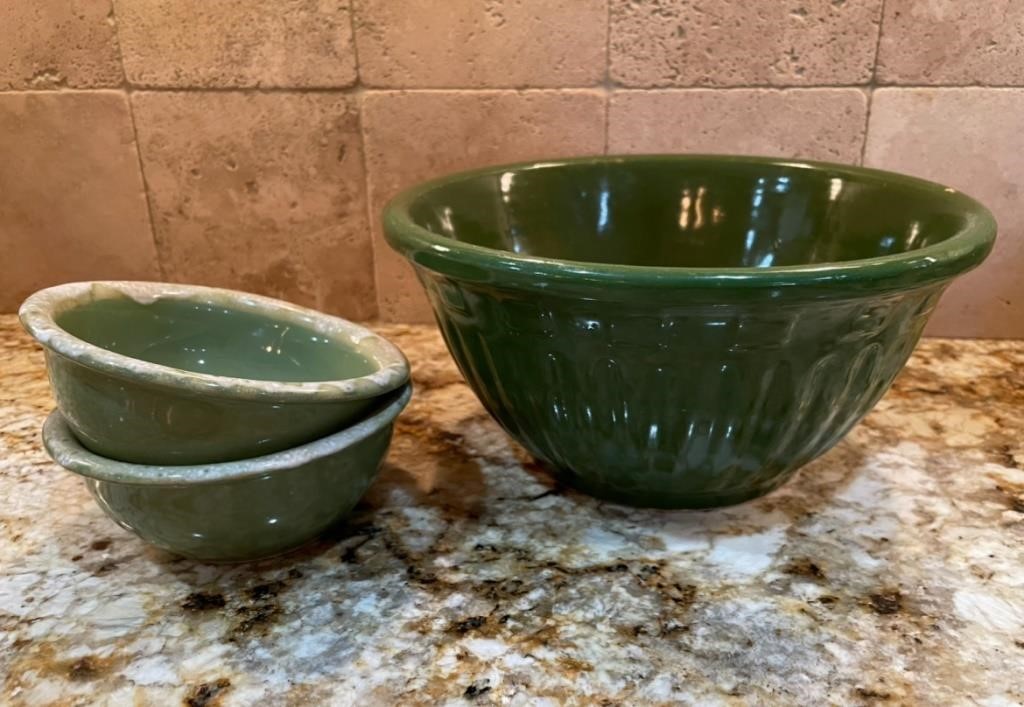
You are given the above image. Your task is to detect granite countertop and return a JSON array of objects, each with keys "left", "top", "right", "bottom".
[{"left": 1, "top": 314, "right": 1023, "bottom": 706}]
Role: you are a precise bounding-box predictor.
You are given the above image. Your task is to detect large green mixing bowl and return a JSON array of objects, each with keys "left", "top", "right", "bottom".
[{"left": 383, "top": 155, "right": 996, "bottom": 508}]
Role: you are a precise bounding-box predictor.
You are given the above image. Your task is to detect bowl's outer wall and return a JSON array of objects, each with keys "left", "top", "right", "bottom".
[
  {"left": 85, "top": 425, "right": 393, "bottom": 561},
  {"left": 48, "top": 351, "right": 374, "bottom": 465},
  {"left": 418, "top": 269, "right": 944, "bottom": 508}
]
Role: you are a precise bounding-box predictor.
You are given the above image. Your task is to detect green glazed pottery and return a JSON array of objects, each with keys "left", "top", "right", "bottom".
[
  {"left": 41, "top": 384, "right": 411, "bottom": 562},
  {"left": 21, "top": 281, "right": 409, "bottom": 465},
  {"left": 383, "top": 155, "right": 997, "bottom": 509}
]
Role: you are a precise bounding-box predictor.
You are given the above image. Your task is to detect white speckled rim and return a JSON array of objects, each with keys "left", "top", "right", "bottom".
[
  {"left": 42, "top": 384, "right": 412, "bottom": 485},
  {"left": 19, "top": 281, "right": 409, "bottom": 402}
]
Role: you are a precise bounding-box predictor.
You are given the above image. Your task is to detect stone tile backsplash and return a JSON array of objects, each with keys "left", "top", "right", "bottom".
[
  {"left": 132, "top": 91, "right": 376, "bottom": 318},
  {"left": 0, "top": 0, "right": 1019, "bottom": 336}
]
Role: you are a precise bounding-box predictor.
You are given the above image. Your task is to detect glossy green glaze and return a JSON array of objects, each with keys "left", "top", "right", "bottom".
[
  {"left": 41, "top": 385, "right": 412, "bottom": 562},
  {"left": 384, "top": 155, "right": 996, "bottom": 508},
  {"left": 21, "top": 282, "right": 409, "bottom": 465},
  {"left": 56, "top": 297, "right": 378, "bottom": 382}
]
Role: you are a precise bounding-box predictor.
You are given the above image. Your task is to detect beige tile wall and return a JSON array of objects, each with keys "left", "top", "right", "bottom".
[{"left": 1, "top": 0, "right": 1021, "bottom": 337}]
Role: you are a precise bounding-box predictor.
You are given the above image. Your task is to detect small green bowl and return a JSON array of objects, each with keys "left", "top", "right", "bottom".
[
  {"left": 42, "top": 384, "right": 411, "bottom": 562},
  {"left": 21, "top": 281, "right": 409, "bottom": 465},
  {"left": 384, "top": 155, "right": 997, "bottom": 509}
]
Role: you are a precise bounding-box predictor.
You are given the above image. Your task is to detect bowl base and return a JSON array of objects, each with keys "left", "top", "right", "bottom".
[{"left": 550, "top": 467, "right": 794, "bottom": 510}]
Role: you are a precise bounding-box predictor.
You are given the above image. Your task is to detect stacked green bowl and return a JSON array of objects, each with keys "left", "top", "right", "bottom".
[{"left": 22, "top": 281, "right": 411, "bottom": 561}]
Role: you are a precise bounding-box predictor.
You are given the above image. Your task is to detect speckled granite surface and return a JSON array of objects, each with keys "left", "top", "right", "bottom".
[{"left": 1, "top": 314, "right": 1023, "bottom": 706}]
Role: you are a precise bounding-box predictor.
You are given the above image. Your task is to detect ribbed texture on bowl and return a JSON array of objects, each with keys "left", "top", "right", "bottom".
[
  {"left": 385, "top": 156, "right": 996, "bottom": 508},
  {"left": 423, "top": 273, "right": 943, "bottom": 508}
]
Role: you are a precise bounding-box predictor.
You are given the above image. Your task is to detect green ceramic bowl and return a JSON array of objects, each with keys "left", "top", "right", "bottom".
[
  {"left": 21, "top": 281, "right": 409, "bottom": 465},
  {"left": 384, "top": 155, "right": 997, "bottom": 509},
  {"left": 41, "top": 384, "right": 411, "bottom": 562}
]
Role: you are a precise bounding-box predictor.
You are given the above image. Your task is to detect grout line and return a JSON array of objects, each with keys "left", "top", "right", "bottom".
[
  {"left": 871, "top": 0, "right": 888, "bottom": 85},
  {"left": 106, "top": 0, "right": 134, "bottom": 94},
  {"left": 127, "top": 84, "right": 363, "bottom": 95},
  {"left": 348, "top": 0, "right": 365, "bottom": 90},
  {"left": 4, "top": 84, "right": 1024, "bottom": 96},
  {"left": 125, "top": 94, "right": 167, "bottom": 280},
  {"left": 602, "top": 84, "right": 1024, "bottom": 92},
  {"left": 603, "top": 92, "right": 611, "bottom": 155},
  {"left": 348, "top": 0, "right": 382, "bottom": 321},
  {"left": 859, "top": 0, "right": 889, "bottom": 167},
  {"left": 859, "top": 86, "right": 874, "bottom": 166},
  {"left": 602, "top": 0, "right": 612, "bottom": 154},
  {"left": 125, "top": 84, "right": 606, "bottom": 94},
  {"left": 108, "top": 0, "right": 167, "bottom": 280}
]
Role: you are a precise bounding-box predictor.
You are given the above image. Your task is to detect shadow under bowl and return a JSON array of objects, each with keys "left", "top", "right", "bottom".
[
  {"left": 41, "top": 384, "right": 412, "bottom": 563},
  {"left": 21, "top": 281, "right": 409, "bottom": 465},
  {"left": 383, "top": 154, "right": 997, "bottom": 508}
]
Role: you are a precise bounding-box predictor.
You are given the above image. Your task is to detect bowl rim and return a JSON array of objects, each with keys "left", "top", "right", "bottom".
[
  {"left": 20, "top": 281, "right": 409, "bottom": 402},
  {"left": 41, "top": 384, "right": 412, "bottom": 485},
  {"left": 383, "top": 154, "right": 997, "bottom": 293}
]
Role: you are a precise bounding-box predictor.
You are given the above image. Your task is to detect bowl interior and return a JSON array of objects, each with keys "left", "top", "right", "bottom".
[
  {"left": 55, "top": 294, "right": 377, "bottom": 382},
  {"left": 404, "top": 158, "right": 976, "bottom": 268}
]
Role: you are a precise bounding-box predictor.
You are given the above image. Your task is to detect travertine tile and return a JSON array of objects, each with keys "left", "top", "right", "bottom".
[
  {"left": 877, "top": 0, "right": 1024, "bottom": 85},
  {"left": 0, "top": 0, "right": 122, "bottom": 89},
  {"left": 610, "top": 0, "right": 882, "bottom": 87},
  {"left": 865, "top": 89, "right": 1024, "bottom": 339},
  {"left": 353, "top": 0, "right": 605, "bottom": 88},
  {"left": 362, "top": 90, "right": 606, "bottom": 321},
  {"left": 132, "top": 92, "right": 375, "bottom": 319},
  {"left": 0, "top": 92, "right": 158, "bottom": 311},
  {"left": 609, "top": 89, "right": 867, "bottom": 163},
  {"left": 114, "top": 0, "right": 357, "bottom": 88}
]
